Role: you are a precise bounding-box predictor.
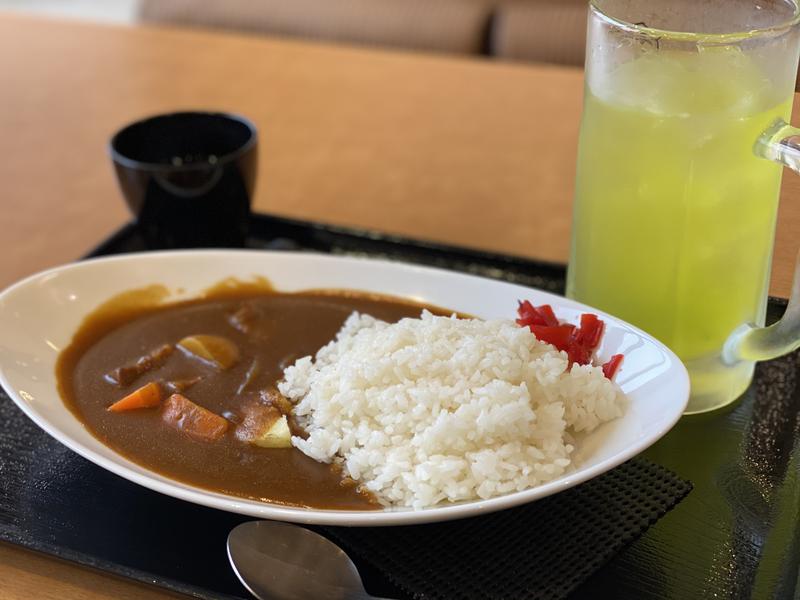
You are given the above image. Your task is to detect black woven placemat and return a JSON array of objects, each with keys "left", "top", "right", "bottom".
[{"left": 325, "top": 459, "right": 691, "bottom": 600}]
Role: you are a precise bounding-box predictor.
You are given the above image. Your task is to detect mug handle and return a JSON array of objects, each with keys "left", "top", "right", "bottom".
[{"left": 724, "top": 120, "right": 800, "bottom": 363}]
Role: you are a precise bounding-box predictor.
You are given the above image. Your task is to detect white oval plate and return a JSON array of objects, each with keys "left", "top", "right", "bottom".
[{"left": 0, "top": 250, "right": 689, "bottom": 526}]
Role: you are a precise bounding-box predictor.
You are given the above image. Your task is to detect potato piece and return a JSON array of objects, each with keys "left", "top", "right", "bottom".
[
  {"left": 254, "top": 415, "right": 292, "bottom": 448},
  {"left": 235, "top": 403, "right": 292, "bottom": 448},
  {"left": 177, "top": 335, "right": 239, "bottom": 370}
]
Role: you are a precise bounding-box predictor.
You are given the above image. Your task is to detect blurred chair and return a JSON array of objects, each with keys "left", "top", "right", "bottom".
[
  {"left": 491, "top": 0, "right": 587, "bottom": 66},
  {"left": 139, "top": 0, "right": 589, "bottom": 67},
  {"left": 139, "top": 0, "right": 494, "bottom": 55},
  {"left": 140, "top": 1, "right": 800, "bottom": 91}
]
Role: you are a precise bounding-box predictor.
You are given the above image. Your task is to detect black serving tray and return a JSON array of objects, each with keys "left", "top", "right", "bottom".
[{"left": 1, "top": 212, "right": 798, "bottom": 599}]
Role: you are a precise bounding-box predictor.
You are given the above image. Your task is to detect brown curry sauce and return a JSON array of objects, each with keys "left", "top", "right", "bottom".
[{"left": 57, "top": 280, "right": 451, "bottom": 510}]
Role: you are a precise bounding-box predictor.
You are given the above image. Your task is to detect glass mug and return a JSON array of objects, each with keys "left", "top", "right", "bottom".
[{"left": 566, "top": 0, "right": 800, "bottom": 414}]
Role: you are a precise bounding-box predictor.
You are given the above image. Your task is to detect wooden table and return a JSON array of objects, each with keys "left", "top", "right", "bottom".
[
  {"left": 1, "top": 12, "right": 799, "bottom": 600},
  {"left": 3, "top": 12, "right": 800, "bottom": 298}
]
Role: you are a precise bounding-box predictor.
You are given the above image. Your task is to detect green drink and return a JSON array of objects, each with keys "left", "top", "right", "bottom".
[
  {"left": 568, "top": 1, "right": 800, "bottom": 413},
  {"left": 568, "top": 50, "right": 792, "bottom": 401}
]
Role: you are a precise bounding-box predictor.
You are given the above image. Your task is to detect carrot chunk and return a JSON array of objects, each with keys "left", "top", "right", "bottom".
[
  {"left": 162, "top": 393, "right": 229, "bottom": 442},
  {"left": 107, "top": 381, "right": 162, "bottom": 412}
]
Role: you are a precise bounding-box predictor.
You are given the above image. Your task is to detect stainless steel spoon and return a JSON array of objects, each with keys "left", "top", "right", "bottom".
[{"left": 227, "top": 520, "right": 396, "bottom": 600}]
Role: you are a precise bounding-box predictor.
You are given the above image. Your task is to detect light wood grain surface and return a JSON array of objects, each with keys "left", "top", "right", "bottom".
[
  {"left": 1, "top": 11, "right": 800, "bottom": 600},
  {"left": 0, "top": 542, "right": 186, "bottom": 600}
]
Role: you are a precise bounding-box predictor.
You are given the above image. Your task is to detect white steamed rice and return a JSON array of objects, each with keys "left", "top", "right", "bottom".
[{"left": 278, "top": 310, "right": 625, "bottom": 510}]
